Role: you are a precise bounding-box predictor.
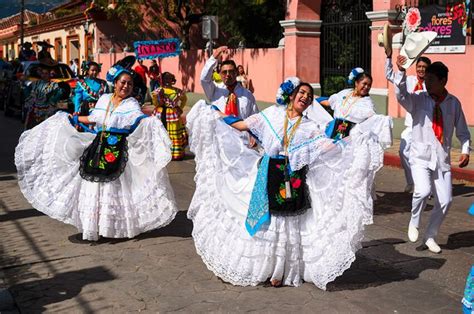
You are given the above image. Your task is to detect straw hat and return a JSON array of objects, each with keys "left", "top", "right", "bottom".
[
  {"left": 377, "top": 24, "right": 392, "bottom": 56},
  {"left": 400, "top": 31, "right": 437, "bottom": 69}
]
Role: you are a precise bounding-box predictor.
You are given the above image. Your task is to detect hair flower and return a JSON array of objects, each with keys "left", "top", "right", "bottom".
[
  {"left": 347, "top": 67, "right": 364, "bottom": 85},
  {"left": 276, "top": 76, "right": 301, "bottom": 106}
]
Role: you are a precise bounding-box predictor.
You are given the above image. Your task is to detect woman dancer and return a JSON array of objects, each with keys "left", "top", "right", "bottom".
[
  {"left": 24, "top": 64, "right": 64, "bottom": 129},
  {"left": 186, "top": 77, "right": 391, "bottom": 288},
  {"left": 321, "top": 68, "right": 377, "bottom": 141},
  {"left": 73, "top": 61, "right": 108, "bottom": 115},
  {"left": 15, "top": 67, "right": 178, "bottom": 241},
  {"left": 151, "top": 72, "right": 188, "bottom": 160}
]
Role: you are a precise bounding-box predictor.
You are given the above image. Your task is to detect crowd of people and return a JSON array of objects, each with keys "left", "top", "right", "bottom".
[{"left": 11, "top": 34, "right": 471, "bottom": 297}]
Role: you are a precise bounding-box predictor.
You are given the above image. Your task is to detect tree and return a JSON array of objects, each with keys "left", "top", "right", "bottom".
[
  {"left": 204, "top": 0, "right": 286, "bottom": 48},
  {"left": 93, "top": 0, "right": 144, "bottom": 35}
]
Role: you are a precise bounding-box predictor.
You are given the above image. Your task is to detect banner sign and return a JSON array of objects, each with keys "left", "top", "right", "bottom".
[
  {"left": 133, "top": 38, "right": 181, "bottom": 60},
  {"left": 418, "top": 2, "right": 468, "bottom": 53}
]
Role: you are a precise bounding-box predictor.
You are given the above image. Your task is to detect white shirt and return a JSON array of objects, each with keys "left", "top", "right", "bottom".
[
  {"left": 328, "top": 89, "right": 376, "bottom": 123},
  {"left": 385, "top": 58, "right": 426, "bottom": 127},
  {"left": 394, "top": 71, "right": 471, "bottom": 171},
  {"left": 89, "top": 93, "right": 144, "bottom": 130},
  {"left": 71, "top": 62, "right": 78, "bottom": 76},
  {"left": 201, "top": 56, "right": 258, "bottom": 119}
]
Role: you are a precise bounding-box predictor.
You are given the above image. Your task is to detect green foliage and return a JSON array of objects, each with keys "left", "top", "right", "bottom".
[
  {"left": 93, "top": 0, "right": 145, "bottom": 35},
  {"left": 323, "top": 75, "right": 346, "bottom": 97},
  {"left": 204, "top": 0, "right": 286, "bottom": 48}
]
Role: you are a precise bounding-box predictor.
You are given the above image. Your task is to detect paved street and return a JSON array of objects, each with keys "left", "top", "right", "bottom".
[{"left": 0, "top": 113, "right": 473, "bottom": 313}]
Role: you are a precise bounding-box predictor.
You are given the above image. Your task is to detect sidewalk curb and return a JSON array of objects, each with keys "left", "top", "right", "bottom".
[{"left": 384, "top": 153, "right": 474, "bottom": 182}]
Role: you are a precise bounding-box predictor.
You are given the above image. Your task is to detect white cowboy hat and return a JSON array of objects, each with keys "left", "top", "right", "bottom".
[
  {"left": 400, "top": 31, "right": 437, "bottom": 69},
  {"left": 377, "top": 23, "right": 392, "bottom": 56}
]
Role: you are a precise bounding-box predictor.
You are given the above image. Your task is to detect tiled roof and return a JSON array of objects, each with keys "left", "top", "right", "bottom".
[{"left": 0, "top": 10, "right": 39, "bottom": 29}]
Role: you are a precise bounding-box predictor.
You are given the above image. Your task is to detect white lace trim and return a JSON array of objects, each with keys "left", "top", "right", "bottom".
[
  {"left": 186, "top": 101, "right": 384, "bottom": 288},
  {"left": 15, "top": 112, "right": 178, "bottom": 241}
]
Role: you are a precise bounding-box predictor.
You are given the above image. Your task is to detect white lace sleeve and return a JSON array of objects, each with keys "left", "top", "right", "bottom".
[
  {"left": 288, "top": 130, "right": 340, "bottom": 171},
  {"left": 112, "top": 98, "right": 144, "bottom": 129},
  {"left": 244, "top": 112, "right": 265, "bottom": 141}
]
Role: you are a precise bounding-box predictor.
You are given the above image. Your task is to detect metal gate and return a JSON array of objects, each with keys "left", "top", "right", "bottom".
[{"left": 320, "top": 0, "right": 372, "bottom": 96}]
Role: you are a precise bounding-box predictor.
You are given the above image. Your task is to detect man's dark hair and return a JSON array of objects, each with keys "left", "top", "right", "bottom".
[
  {"left": 426, "top": 62, "right": 449, "bottom": 80},
  {"left": 221, "top": 60, "right": 237, "bottom": 70},
  {"left": 416, "top": 56, "right": 431, "bottom": 66}
]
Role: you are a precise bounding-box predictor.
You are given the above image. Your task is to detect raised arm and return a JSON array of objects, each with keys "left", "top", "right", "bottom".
[
  {"left": 393, "top": 55, "right": 415, "bottom": 113},
  {"left": 200, "top": 46, "right": 228, "bottom": 101},
  {"left": 385, "top": 57, "right": 396, "bottom": 83}
]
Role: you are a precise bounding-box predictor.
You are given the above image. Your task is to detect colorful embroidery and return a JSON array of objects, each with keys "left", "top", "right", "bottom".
[
  {"left": 274, "top": 165, "right": 303, "bottom": 204},
  {"left": 87, "top": 133, "right": 122, "bottom": 169},
  {"left": 78, "top": 79, "right": 107, "bottom": 101}
]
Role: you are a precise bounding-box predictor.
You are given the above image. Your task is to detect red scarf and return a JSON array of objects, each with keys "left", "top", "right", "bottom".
[
  {"left": 432, "top": 92, "right": 447, "bottom": 144},
  {"left": 413, "top": 78, "right": 424, "bottom": 92},
  {"left": 225, "top": 84, "right": 239, "bottom": 116}
]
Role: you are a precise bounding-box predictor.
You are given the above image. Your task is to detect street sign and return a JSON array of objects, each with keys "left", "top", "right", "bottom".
[
  {"left": 133, "top": 38, "right": 181, "bottom": 60},
  {"left": 202, "top": 15, "right": 218, "bottom": 40}
]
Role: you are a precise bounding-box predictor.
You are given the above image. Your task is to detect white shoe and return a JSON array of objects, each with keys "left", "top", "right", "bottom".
[
  {"left": 425, "top": 238, "right": 441, "bottom": 253},
  {"left": 408, "top": 224, "right": 419, "bottom": 242},
  {"left": 404, "top": 184, "right": 414, "bottom": 193}
]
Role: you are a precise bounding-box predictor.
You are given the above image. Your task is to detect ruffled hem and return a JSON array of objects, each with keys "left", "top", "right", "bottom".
[
  {"left": 15, "top": 112, "right": 178, "bottom": 241},
  {"left": 186, "top": 100, "right": 385, "bottom": 288}
]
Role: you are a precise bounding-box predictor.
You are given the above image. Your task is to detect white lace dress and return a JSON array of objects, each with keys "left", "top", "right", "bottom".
[
  {"left": 186, "top": 100, "right": 391, "bottom": 289},
  {"left": 15, "top": 93, "right": 178, "bottom": 241}
]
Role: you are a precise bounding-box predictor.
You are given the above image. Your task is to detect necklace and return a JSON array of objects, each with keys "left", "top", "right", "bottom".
[
  {"left": 99, "top": 95, "right": 119, "bottom": 141},
  {"left": 281, "top": 108, "right": 302, "bottom": 199},
  {"left": 340, "top": 90, "right": 360, "bottom": 119}
]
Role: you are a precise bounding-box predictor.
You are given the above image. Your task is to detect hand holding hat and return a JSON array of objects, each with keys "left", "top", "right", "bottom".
[
  {"left": 399, "top": 31, "right": 437, "bottom": 69},
  {"left": 377, "top": 24, "right": 392, "bottom": 57}
]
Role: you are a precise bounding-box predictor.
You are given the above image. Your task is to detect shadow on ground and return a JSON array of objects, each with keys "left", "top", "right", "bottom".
[
  {"left": 9, "top": 266, "right": 114, "bottom": 312},
  {"left": 441, "top": 231, "right": 474, "bottom": 250},
  {"left": 328, "top": 238, "right": 446, "bottom": 291},
  {"left": 68, "top": 211, "right": 193, "bottom": 245},
  {"left": 0, "top": 207, "right": 44, "bottom": 223},
  {"left": 374, "top": 191, "right": 418, "bottom": 215}
]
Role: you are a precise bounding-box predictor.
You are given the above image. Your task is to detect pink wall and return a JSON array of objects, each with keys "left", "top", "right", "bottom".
[{"left": 97, "top": 48, "right": 284, "bottom": 103}]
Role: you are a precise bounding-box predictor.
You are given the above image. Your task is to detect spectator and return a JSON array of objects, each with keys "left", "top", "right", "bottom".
[
  {"left": 19, "top": 42, "right": 37, "bottom": 61},
  {"left": 134, "top": 59, "right": 149, "bottom": 87},
  {"left": 236, "top": 65, "right": 254, "bottom": 93},
  {"left": 149, "top": 59, "right": 160, "bottom": 92},
  {"left": 70, "top": 59, "right": 79, "bottom": 76},
  {"left": 37, "top": 41, "right": 54, "bottom": 60}
]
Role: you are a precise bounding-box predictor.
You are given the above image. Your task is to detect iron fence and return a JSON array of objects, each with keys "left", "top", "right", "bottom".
[{"left": 320, "top": 0, "right": 372, "bottom": 96}]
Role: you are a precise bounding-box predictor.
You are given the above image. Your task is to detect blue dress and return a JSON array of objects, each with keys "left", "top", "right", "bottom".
[{"left": 73, "top": 77, "right": 108, "bottom": 114}]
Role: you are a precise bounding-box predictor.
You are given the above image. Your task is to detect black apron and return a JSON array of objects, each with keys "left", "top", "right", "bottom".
[
  {"left": 79, "top": 131, "right": 128, "bottom": 182},
  {"left": 266, "top": 157, "right": 310, "bottom": 216}
]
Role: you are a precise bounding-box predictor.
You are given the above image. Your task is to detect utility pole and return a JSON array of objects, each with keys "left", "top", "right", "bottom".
[{"left": 20, "top": 0, "right": 25, "bottom": 47}]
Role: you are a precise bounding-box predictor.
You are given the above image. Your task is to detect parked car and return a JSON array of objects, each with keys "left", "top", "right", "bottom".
[{"left": 2, "top": 61, "right": 77, "bottom": 119}]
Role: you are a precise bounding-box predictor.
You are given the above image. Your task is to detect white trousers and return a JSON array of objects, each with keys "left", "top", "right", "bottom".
[
  {"left": 410, "top": 165, "right": 452, "bottom": 240},
  {"left": 399, "top": 127, "right": 413, "bottom": 186}
]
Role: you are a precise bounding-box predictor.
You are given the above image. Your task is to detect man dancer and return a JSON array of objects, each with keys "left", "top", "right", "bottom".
[
  {"left": 386, "top": 49, "right": 431, "bottom": 193},
  {"left": 201, "top": 46, "right": 258, "bottom": 119},
  {"left": 394, "top": 56, "right": 471, "bottom": 253}
]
